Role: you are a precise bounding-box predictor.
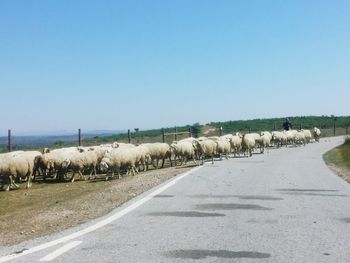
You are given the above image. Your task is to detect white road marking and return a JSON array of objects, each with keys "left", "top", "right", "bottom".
[
  {"left": 0, "top": 166, "right": 202, "bottom": 263},
  {"left": 39, "top": 241, "right": 82, "bottom": 262}
]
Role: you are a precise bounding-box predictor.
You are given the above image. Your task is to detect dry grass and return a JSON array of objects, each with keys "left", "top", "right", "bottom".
[{"left": 0, "top": 164, "right": 194, "bottom": 246}]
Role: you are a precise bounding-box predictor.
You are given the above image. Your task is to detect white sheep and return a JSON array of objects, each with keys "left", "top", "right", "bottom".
[
  {"left": 246, "top": 133, "right": 262, "bottom": 153},
  {"left": 228, "top": 133, "right": 243, "bottom": 157},
  {"left": 283, "top": 130, "right": 295, "bottom": 145},
  {"left": 295, "top": 130, "right": 306, "bottom": 146},
  {"left": 1, "top": 151, "right": 41, "bottom": 191},
  {"left": 99, "top": 147, "right": 139, "bottom": 179},
  {"left": 195, "top": 139, "right": 217, "bottom": 164},
  {"left": 241, "top": 134, "right": 256, "bottom": 157},
  {"left": 134, "top": 145, "right": 151, "bottom": 172},
  {"left": 178, "top": 137, "right": 197, "bottom": 143},
  {"left": 216, "top": 138, "right": 231, "bottom": 160},
  {"left": 313, "top": 127, "right": 321, "bottom": 142},
  {"left": 112, "top": 142, "right": 136, "bottom": 149},
  {"left": 261, "top": 131, "right": 272, "bottom": 141},
  {"left": 259, "top": 132, "right": 272, "bottom": 153},
  {"left": 271, "top": 131, "right": 287, "bottom": 148},
  {"left": 141, "top": 143, "right": 172, "bottom": 169},
  {"left": 62, "top": 149, "right": 99, "bottom": 182},
  {"left": 0, "top": 151, "right": 24, "bottom": 190},
  {"left": 220, "top": 134, "right": 234, "bottom": 141},
  {"left": 170, "top": 141, "right": 197, "bottom": 166},
  {"left": 0, "top": 151, "right": 24, "bottom": 159},
  {"left": 301, "top": 129, "right": 312, "bottom": 143},
  {"left": 34, "top": 147, "right": 84, "bottom": 181}
]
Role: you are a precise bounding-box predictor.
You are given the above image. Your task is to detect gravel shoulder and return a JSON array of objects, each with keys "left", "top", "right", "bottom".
[
  {"left": 0, "top": 165, "right": 193, "bottom": 246},
  {"left": 326, "top": 164, "right": 350, "bottom": 184}
]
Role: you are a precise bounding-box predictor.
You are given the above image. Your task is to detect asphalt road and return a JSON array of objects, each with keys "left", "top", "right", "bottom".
[{"left": 1, "top": 136, "right": 350, "bottom": 263}]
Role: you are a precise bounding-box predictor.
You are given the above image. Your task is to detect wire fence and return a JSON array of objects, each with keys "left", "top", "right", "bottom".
[{"left": 1, "top": 122, "right": 349, "bottom": 153}]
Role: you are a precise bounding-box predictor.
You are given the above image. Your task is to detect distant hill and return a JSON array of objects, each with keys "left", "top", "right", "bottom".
[{"left": 0, "top": 130, "right": 124, "bottom": 152}]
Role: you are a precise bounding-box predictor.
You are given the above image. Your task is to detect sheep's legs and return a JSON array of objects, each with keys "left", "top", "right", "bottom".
[
  {"left": 11, "top": 176, "right": 19, "bottom": 189},
  {"left": 105, "top": 171, "right": 111, "bottom": 181},
  {"left": 131, "top": 166, "right": 138, "bottom": 176},
  {"left": 26, "top": 173, "right": 33, "bottom": 189},
  {"left": 8, "top": 176, "right": 19, "bottom": 190},
  {"left": 192, "top": 156, "right": 197, "bottom": 166},
  {"left": 88, "top": 167, "right": 97, "bottom": 180},
  {"left": 71, "top": 172, "right": 76, "bottom": 183},
  {"left": 169, "top": 156, "right": 173, "bottom": 167},
  {"left": 3, "top": 175, "right": 10, "bottom": 191}
]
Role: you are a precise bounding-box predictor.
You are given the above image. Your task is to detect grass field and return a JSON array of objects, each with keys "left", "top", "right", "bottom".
[
  {"left": 324, "top": 137, "right": 350, "bottom": 183},
  {"left": 324, "top": 138, "right": 350, "bottom": 168}
]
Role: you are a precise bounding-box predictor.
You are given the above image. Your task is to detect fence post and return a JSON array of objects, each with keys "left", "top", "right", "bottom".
[
  {"left": 300, "top": 124, "right": 302, "bottom": 130},
  {"left": 346, "top": 125, "right": 348, "bottom": 136},
  {"left": 248, "top": 127, "right": 251, "bottom": 133},
  {"left": 188, "top": 127, "right": 192, "bottom": 138},
  {"left": 334, "top": 122, "right": 336, "bottom": 136},
  {"left": 7, "top": 129, "right": 12, "bottom": 152},
  {"left": 273, "top": 123, "right": 276, "bottom": 131},
  {"left": 78, "top": 128, "right": 82, "bottom": 146},
  {"left": 162, "top": 128, "right": 165, "bottom": 143},
  {"left": 174, "top": 127, "right": 177, "bottom": 141},
  {"left": 219, "top": 127, "right": 223, "bottom": 136},
  {"left": 127, "top": 129, "right": 131, "bottom": 143}
]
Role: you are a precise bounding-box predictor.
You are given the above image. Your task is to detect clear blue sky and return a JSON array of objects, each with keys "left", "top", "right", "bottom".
[{"left": 0, "top": 0, "right": 349, "bottom": 135}]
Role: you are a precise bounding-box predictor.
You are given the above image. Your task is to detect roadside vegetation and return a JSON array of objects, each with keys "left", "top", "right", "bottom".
[{"left": 324, "top": 138, "right": 350, "bottom": 183}]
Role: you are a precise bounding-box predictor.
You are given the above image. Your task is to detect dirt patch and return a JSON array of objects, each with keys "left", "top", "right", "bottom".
[
  {"left": 0, "top": 165, "right": 194, "bottom": 246},
  {"left": 201, "top": 125, "right": 217, "bottom": 136}
]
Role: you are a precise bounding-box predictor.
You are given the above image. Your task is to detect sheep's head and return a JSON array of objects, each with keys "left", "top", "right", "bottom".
[
  {"left": 313, "top": 127, "right": 321, "bottom": 135},
  {"left": 170, "top": 143, "right": 177, "bottom": 149},
  {"left": 46, "top": 160, "right": 55, "bottom": 170},
  {"left": 112, "top": 142, "right": 119, "bottom": 148},
  {"left": 42, "top": 148, "right": 50, "bottom": 154},
  {"left": 145, "top": 154, "right": 152, "bottom": 163},
  {"left": 192, "top": 140, "right": 201, "bottom": 150},
  {"left": 99, "top": 159, "right": 109, "bottom": 172},
  {"left": 62, "top": 159, "right": 71, "bottom": 169},
  {"left": 236, "top": 132, "right": 243, "bottom": 138}
]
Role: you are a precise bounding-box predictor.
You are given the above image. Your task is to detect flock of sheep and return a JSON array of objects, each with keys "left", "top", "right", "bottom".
[{"left": 0, "top": 127, "right": 322, "bottom": 192}]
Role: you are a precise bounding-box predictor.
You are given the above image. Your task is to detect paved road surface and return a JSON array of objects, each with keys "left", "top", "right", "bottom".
[{"left": 1, "top": 136, "right": 349, "bottom": 262}]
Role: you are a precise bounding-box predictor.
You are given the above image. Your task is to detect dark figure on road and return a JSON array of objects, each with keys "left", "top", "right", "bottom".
[{"left": 283, "top": 118, "right": 293, "bottom": 131}]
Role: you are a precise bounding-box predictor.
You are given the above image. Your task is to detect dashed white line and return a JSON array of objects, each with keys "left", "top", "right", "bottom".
[
  {"left": 39, "top": 241, "right": 82, "bottom": 262},
  {"left": 0, "top": 165, "right": 203, "bottom": 263}
]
